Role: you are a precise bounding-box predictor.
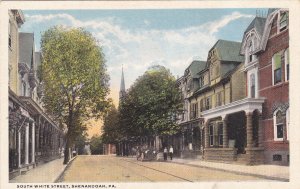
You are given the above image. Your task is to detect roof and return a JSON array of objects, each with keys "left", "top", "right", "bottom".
[
  {"left": 185, "top": 60, "right": 207, "bottom": 78},
  {"left": 244, "top": 16, "right": 266, "bottom": 37},
  {"left": 19, "top": 33, "right": 34, "bottom": 68},
  {"left": 267, "top": 8, "right": 277, "bottom": 16},
  {"left": 210, "top": 39, "right": 244, "bottom": 63}
]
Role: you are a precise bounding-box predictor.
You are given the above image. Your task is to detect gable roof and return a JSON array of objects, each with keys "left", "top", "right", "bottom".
[
  {"left": 185, "top": 60, "right": 207, "bottom": 78},
  {"left": 210, "top": 39, "right": 244, "bottom": 63},
  {"left": 19, "top": 32, "right": 34, "bottom": 68},
  {"left": 244, "top": 16, "right": 266, "bottom": 37},
  {"left": 260, "top": 8, "right": 288, "bottom": 51}
]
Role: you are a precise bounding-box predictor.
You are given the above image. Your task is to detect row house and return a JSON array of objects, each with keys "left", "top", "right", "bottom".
[
  {"left": 8, "top": 10, "right": 64, "bottom": 179},
  {"left": 240, "top": 8, "right": 289, "bottom": 165},
  {"left": 176, "top": 8, "right": 289, "bottom": 165}
]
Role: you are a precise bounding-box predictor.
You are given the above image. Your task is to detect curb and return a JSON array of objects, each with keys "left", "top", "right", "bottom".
[
  {"left": 168, "top": 160, "right": 289, "bottom": 182},
  {"left": 54, "top": 156, "right": 78, "bottom": 183}
]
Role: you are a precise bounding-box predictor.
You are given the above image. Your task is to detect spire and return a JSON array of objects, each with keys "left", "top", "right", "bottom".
[{"left": 119, "top": 65, "right": 126, "bottom": 99}]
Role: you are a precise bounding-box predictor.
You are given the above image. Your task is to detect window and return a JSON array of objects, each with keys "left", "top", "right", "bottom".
[
  {"left": 209, "top": 124, "right": 214, "bottom": 146},
  {"left": 187, "top": 79, "right": 193, "bottom": 91},
  {"left": 205, "top": 97, "right": 211, "bottom": 110},
  {"left": 218, "top": 123, "right": 223, "bottom": 146},
  {"left": 248, "top": 41, "right": 253, "bottom": 62},
  {"left": 285, "top": 49, "right": 289, "bottom": 81},
  {"left": 22, "top": 82, "right": 26, "bottom": 96},
  {"left": 190, "top": 103, "right": 198, "bottom": 119},
  {"left": 199, "top": 76, "right": 204, "bottom": 88},
  {"left": 273, "top": 53, "right": 282, "bottom": 85},
  {"left": 273, "top": 154, "right": 282, "bottom": 161},
  {"left": 274, "top": 110, "right": 284, "bottom": 141},
  {"left": 215, "top": 64, "right": 220, "bottom": 77},
  {"left": 250, "top": 74, "right": 255, "bottom": 98},
  {"left": 279, "top": 12, "right": 288, "bottom": 32},
  {"left": 200, "top": 99, "right": 204, "bottom": 112},
  {"left": 216, "top": 92, "right": 223, "bottom": 107},
  {"left": 8, "top": 21, "right": 12, "bottom": 48}
]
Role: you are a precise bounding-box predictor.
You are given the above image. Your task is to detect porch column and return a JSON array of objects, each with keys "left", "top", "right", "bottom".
[
  {"left": 204, "top": 121, "right": 209, "bottom": 148},
  {"left": 222, "top": 116, "right": 229, "bottom": 148},
  {"left": 246, "top": 112, "right": 253, "bottom": 148},
  {"left": 18, "top": 130, "right": 21, "bottom": 168},
  {"left": 31, "top": 122, "right": 35, "bottom": 163},
  {"left": 258, "top": 113, "right": 264, "bottom": 147},
  {"left": 25, "top": 122, "right": 29, "bottom": 164}
]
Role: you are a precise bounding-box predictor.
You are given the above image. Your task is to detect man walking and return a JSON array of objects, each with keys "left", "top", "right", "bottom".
[
  {"left": 163, "top": 147, "right": 168, "bottom": 161},
  {"left": 169, "top": 146, "right": 174, "bottom": 160}
]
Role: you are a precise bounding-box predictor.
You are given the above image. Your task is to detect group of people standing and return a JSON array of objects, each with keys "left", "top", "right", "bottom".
[{"left": 163, "top": 146, "right": 173, "bottom": 161}]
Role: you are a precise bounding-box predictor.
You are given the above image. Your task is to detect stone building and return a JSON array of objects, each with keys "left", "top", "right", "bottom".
[{"left": 8, "top": 10, "right": 64, "bottom": 179}]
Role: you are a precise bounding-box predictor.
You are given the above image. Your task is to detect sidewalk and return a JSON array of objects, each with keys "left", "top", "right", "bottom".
[
  {"left": 10, "top": 157, "right": 67, "bottom": 183},
  {"left": 169, "top": 158, "right": 289, "bottom": 181}
]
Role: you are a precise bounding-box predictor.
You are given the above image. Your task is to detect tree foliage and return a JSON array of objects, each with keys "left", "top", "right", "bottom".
[
  {"left": 120, "top": 65, "right": 182, "bottom": 139},
  {"left": 90, "top": 135, "right": 103, "bottom": 155},
  {"left": 40, "top": 26, "right": 111, "bottom": 163},
  {"left": 102, "top": 105, "right": 122, "bottom": 144}
]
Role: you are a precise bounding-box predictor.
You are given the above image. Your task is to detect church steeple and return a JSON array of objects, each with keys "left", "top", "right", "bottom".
[{"left": 119, "top": 65, "right": 126, "bottom": 100}]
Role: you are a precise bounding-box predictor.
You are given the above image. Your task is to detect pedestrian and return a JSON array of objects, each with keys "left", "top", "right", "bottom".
[
  {"left": 163, "top": 147, "right": 168, "bottom": 161},
  {"left": 169, "top": 146, "right": 174, "bottom": 160}
]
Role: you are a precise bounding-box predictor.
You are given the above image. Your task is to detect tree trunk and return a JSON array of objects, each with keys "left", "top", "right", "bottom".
[
  {"left": 63, "top": 137, "right": 70, "bottom": 164},
  {"left": 64, "top": 107, "right": 74, "bottom": 164}
]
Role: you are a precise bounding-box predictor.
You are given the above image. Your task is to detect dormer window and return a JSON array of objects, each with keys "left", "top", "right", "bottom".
[
  {"left": 199, "top": 76, "right": 204, "bottom": 88},
  {"left": 279, "top": 12, "right": 288, "bottom": 32}
]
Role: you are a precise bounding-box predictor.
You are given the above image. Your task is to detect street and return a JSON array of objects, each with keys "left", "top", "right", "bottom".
[{"left": 58, "top": 155, "right": 271, "bottom": 182}]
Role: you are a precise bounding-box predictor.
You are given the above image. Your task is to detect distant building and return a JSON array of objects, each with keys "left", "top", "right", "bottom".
[
  {"left": 103, "top": 144, "right": 116, "bottom": 155},
  {"left": 8, "top": 10, "right": 64, "bottom": 179}
]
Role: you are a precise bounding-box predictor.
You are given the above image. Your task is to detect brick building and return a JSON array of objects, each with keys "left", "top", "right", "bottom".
[
  {"left": 175, "top": 8, "right": 289, "bottom": 165},
  {"left": 258, "top": 9, "right": 289, "bottom": 165}
]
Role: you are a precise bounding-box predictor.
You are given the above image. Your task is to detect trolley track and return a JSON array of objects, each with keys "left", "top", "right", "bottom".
[{"left": 121, "top": 158, "right": 193, "bottom": 182}]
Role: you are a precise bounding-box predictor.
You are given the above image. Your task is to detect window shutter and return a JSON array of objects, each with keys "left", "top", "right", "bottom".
[{"left": 274, "top": 54, "right": 281, "bottom": 69}]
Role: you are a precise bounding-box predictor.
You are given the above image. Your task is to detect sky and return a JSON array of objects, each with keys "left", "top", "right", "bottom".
[{"left": 20, "top": 8, "right": 268, "bottom": 137}]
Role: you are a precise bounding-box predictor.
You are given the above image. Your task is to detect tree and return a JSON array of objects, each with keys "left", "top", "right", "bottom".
[
  {"left": 102, "top": 105, "right": 122, "bottom": 144},
  {"left": 120, "top": 65, "right": 182, "bottom": 141},
  {"left": 90, "top": 135, "right": 103, "bottom": 155},
  {"left": 40, "top": 26, "right": 111, "bottom": 164}
]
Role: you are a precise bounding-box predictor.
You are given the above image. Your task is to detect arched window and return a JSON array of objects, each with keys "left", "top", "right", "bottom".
[
  {"left": 250, "top": 73, "right": 256, "bottom": 98},
  {"left": 274, "top": 110, "right": 284, "bottom": 141}
]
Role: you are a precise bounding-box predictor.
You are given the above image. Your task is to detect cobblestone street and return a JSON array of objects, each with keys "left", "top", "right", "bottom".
[{"left": 58, "top": 155, "right": 273, "bottom": 182}]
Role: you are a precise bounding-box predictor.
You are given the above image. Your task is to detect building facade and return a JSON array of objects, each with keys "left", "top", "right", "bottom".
[
  {"left": 257, "top": 9, "right": 289, "bottom": 165},
  {"left": 8, "top": 10, "right": 64, "bottom": 179},
  {"left": 175, "top": 8, "right": 289, "bottom": 165}
]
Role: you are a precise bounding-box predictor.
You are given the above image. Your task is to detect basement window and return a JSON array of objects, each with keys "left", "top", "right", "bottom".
[{"left": 273, "top": 154, "right": 282, "bottom": 161}]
